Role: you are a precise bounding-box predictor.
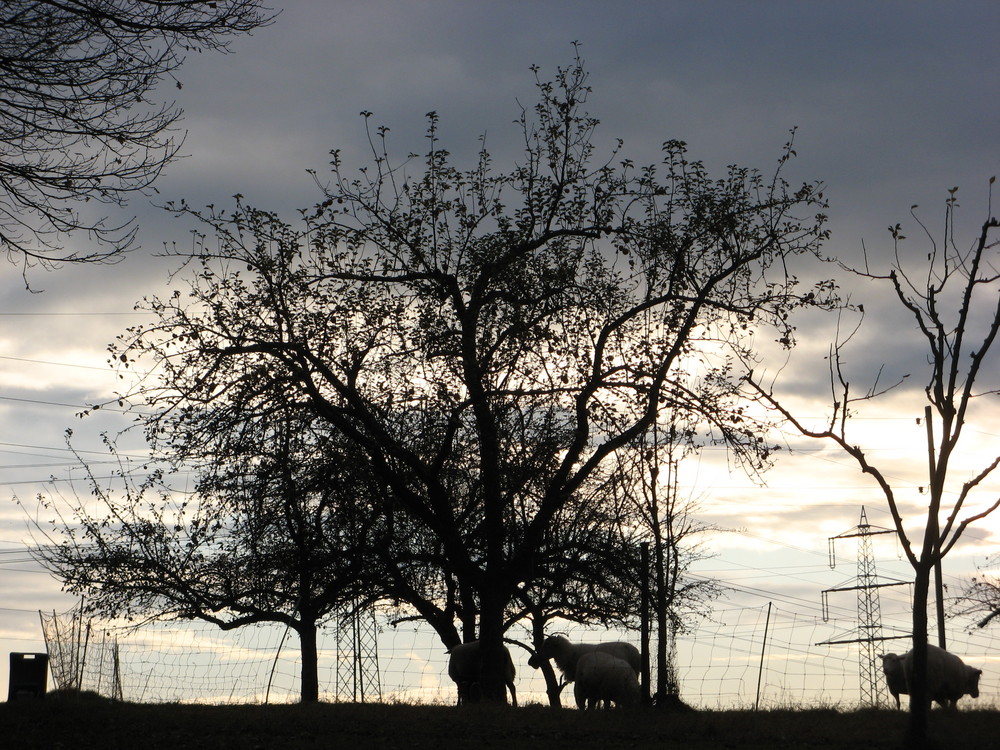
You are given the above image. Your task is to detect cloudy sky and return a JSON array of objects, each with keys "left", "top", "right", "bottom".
[{"left": 1, "top": 1, "right": 998, "bottom": 698}]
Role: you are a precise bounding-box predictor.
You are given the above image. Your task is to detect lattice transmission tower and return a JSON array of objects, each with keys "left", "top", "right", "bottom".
[
  {"left": 334, "top": 600, "right": 381, "bottom": 702},
  {"left": 819, "top": 507, "right": 908, "bottom": 707}
]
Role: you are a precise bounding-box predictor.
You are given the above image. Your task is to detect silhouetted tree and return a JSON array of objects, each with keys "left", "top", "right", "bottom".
[
  {"left": 32, "top": 402, "right": 374, "bottom": 703},
  {"left": 619, "top": 425, "right": 719, "bottom": 708},
  {"left": 513, "top": 463, "right": 643, "bottom": 707},
  {"left": 954, "top": 559, "right": 1000, "bottom": 629},
  {"left": 110, "top": 51, "right": 834, "bottom": 701},
  {"left": 748, "top": 185, "right": 999, "bottom": 747},
  {"left": 0, "top": 0, "right": 274, "bottom": 270}
]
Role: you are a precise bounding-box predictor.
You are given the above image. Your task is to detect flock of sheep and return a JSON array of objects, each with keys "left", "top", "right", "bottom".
[
  {"left": 447, "top": 635, "right": 641, "bottom": 709},
  {"left": 449, "top": 636, "right": 985, "bottom": 711}
]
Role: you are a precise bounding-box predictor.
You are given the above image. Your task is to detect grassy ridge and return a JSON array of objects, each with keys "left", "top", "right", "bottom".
[{"left": 4, "top": 695, "right": 999, "bottom": 749}]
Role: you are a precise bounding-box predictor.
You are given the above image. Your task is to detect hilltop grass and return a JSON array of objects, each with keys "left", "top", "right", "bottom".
[{"left": 4, "top": 694, "right": 1000, "bottom": 749}]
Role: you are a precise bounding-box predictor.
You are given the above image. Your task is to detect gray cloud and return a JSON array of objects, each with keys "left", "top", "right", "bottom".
[{"left": 1, "top": 0, "right": 998, "bottom": 695}]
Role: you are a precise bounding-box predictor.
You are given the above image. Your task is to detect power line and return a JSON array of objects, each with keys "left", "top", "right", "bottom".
[
  {"left": 0, "top": 460, "right": 117, "bottom": 471},
  {"left": 0, "top": 442, "right": 124, "bottom": 459},
  {"left": 0, "top": 440, "right": 150, "bottom": 458},
  {"left": 0, "top": 394, "right": 142, "bottom": 415},
  {"left": 0, "top": 355, "right": 113, "bottom": 372},
  {"left": 0, "top": 312, "right": 151, "bottom": 317},
  {"left": 0, "top": 447, "right": 108, "bottom": 468},
  {"left": 1, "top": 474, "right": 125, "bottom": 487},
  {"left": 0, "top": 354, "right": 153, "bottom": 377}
]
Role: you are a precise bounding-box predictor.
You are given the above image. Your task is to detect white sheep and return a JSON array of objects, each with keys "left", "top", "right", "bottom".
[
  {"left": 446, "top": 640, "right": 517, "bottom": 706},
  {"left": 573, "top": 651, "right": 641, "bottom": 710},
  {"left": 902, "top": 644, "right": 982, "bottom": 710},
  {"left": 881, "top": 653, "right": 907, "bottom": 709},
  {"left": 528, "top": 634, "right": 641, "bottom": 684}
]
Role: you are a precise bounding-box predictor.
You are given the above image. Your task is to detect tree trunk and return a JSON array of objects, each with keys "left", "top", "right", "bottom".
[
  {"left": 477, "top": 588, "right": 509, "bottom": 704},
  {"left": 299, "top": 620, "right": 320, "bottom": 704},
  {"left": 540, "top": 660, "right": 564, "bottom": 708},
  {"left": 654, "top": 529, "right": 670, "bottom": 703},
  {"left": 532, "top": 618, "right": 563, "bottom": 708},
  {"left": 907, "top": 563, "right": 931, "bottom": 748}
]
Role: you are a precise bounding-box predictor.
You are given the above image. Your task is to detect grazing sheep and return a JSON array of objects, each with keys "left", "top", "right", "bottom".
[
  {"left": 528, "top": 634, "right": 641, "bottom": 683},
  {"left": 446, "top": 640, "right": 517, "bottom": 707},
  {"left": 573, "top": 651, "right": 641, "bottom": 710},
  {"left": 881, "top": 653, "right": 907, "bottom": 709},
  {"left": 902, "top": 644, "right": 982, "bottom": 710}
]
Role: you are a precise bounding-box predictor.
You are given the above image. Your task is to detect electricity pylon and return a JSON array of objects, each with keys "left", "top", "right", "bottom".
[
  {"left": 819, "top": 508, "right": 908, "bottom": 707},
  {"left": 335, "top": 600, "right": 382, "bottom": 703}
]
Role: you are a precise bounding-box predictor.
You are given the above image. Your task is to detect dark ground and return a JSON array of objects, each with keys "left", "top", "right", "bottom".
[{"left": 3, "top": 693, "right": 1000, "bottom": 749}]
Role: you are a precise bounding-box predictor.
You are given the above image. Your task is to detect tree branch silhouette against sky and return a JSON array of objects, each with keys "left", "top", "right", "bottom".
[{"left": 0, "top": 0, "right": 997, "bottom": 706}]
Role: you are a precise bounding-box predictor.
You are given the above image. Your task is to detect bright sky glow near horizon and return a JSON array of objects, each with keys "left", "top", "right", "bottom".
[{"left": 1, "top": 1, "right": 998, "bottom": 703}]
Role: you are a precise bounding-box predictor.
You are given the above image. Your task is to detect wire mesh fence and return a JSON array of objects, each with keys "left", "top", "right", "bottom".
[{"left": 38, "top": 601, "right": 1000, "bottom": 709}]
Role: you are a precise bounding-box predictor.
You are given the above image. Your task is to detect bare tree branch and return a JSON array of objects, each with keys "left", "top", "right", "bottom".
[{"left": 0, "top": 0, "right": 276, "bottom": 273}]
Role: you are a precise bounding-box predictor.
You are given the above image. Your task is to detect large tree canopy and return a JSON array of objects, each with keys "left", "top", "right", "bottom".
[
  {"left": 101, "top": 54, "right": 834, "bottom": 701},
  {"left": 0, "top": 0, "right": 274, "bottom": 268}
]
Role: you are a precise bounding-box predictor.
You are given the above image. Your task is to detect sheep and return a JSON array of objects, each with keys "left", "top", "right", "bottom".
[
  {"left": 446, "top": 640, "right": 517, "bottom": 707},
  {"left": 881, "top": 653, "right": 907, "bottom": 709},
  {"left": 528, "top": 634, "right": 641, "bottom": 684},
  {"left": 882, "top": 645, "right": 982, "bottom": 710},
  {"left": 902, "top": 644, "right": 982, "bottom": 710},
  {"left": 573, "top": 651, "right": 641, "bottom": 710}
]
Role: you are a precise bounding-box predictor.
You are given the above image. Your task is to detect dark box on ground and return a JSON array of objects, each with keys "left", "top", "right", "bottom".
[{"left": 8, "top": 653, "right": 48, "bottom": 701}]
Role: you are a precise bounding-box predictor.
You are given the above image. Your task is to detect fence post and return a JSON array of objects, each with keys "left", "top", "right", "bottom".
[
  {"left": 640, "top": 541, "right": 650, "bottom": 703},
  {"left": 754, "top": 602, "right": 772, "bottom": 711}
]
